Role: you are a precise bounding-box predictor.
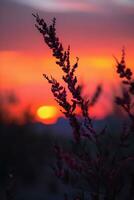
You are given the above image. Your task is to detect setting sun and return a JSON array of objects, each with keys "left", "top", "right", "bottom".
[{"left": 36, "top": 105, "right": 58, "bottom": 124}]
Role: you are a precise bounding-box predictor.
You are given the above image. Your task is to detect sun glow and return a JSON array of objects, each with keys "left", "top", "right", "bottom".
[{"left": 37, "top": 105, "right": 58, "bottom": 124}]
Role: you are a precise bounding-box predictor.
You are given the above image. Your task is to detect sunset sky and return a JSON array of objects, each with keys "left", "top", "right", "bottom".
[{"left": 1, "top": 0, "right": 134, "bottom": 123}]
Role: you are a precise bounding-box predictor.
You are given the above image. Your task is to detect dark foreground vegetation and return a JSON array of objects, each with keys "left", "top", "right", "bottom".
[
  {"left": 0, "top": 110, "right": 73, "bottom": 200},
  {"left": 32, "top": 14, "right": 134, "bottom": 200}
]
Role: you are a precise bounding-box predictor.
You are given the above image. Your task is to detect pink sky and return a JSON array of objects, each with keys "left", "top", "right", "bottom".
[{"left": 0, "top": 0, "right": 134, "bottom": 123}]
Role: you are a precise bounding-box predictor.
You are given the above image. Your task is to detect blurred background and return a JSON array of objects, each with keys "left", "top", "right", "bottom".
[{"left": 0, "top": 0, "right": 134, "bottom": 199}]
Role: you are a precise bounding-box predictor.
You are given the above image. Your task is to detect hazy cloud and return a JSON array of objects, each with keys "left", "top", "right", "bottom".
[
  {"left": 1, "top": 0, "right": 134, "bottom": 52},
  {"left": 8, "top": 0, "right": 134, "bottom": 16},
  {"left": 11, "top": 0, "right": 100, "bottom": 13}
]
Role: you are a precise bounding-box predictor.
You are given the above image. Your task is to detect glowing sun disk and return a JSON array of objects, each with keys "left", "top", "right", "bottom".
[{"left": 37, "top": 105, "right": 57, "bottom": 120}]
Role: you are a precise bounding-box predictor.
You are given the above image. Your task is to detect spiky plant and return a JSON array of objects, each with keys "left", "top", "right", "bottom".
[{"left": 33, "top": 14, "right": 134, "bottom": 200}]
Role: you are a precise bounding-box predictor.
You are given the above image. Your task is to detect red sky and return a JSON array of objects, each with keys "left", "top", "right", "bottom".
[{"left": 0, "top": 0, "right": 134, "bottom": 123}]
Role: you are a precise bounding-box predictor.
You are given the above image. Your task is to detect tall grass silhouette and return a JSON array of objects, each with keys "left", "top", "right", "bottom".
[{"left": 33, "top": 13, "right": 134, "bottom": 200}]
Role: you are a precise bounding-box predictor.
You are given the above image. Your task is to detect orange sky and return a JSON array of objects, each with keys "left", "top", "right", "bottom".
[{"left": 0, "top": 0, "right": 134, "bottom": 124}]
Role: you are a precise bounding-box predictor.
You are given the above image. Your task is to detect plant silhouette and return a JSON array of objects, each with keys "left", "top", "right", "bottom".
[{"left": 33, "top": 14, "right": 134, "bottom": 200}]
